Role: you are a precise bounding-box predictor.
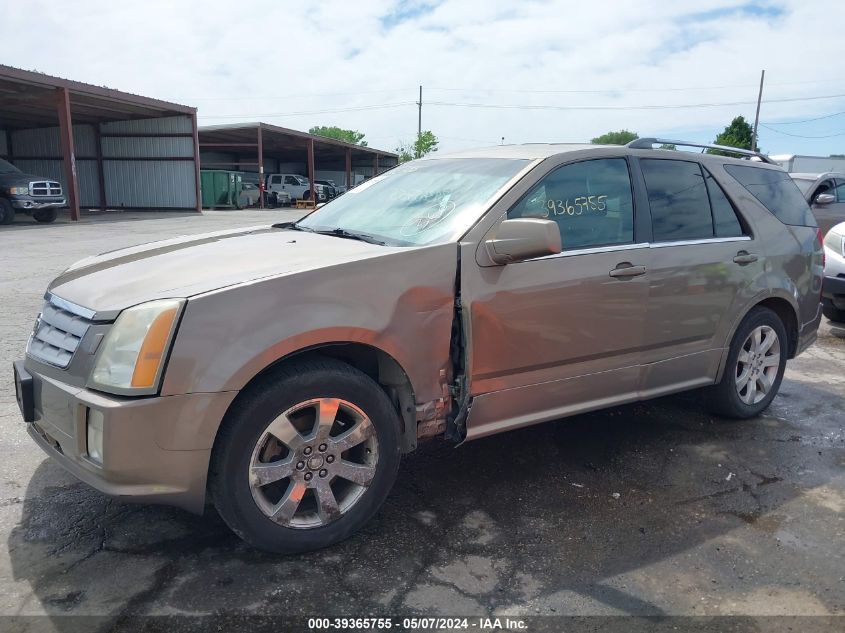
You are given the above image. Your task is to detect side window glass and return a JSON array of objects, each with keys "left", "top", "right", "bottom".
[
  {"left": 271, "top": 176, "right": 281, "bottom": 184},
  {"left": 507, "top": 158, "right": 634, "bottom": 250},
  {"left": 641, "top": 159, "right": 713, "bottom": 241},
  {"left": 285, "top": 176, "right": 298, "bottom": 185},
  {"left": 833, "top": 180, "right": 845, "bottom": 203},
  {"left": 703, "top": 169, "right": 744, "bottom": 237},
  {"left": 724, "top": 164, "right": 815, "bottom": 227}
]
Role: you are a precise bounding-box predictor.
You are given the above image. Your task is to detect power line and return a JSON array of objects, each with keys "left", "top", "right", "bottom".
[
  {"left": 427, "top": 78, "right": 845, "bottom": 94},
  {"left": 763, "top": 110, "right": 845, "bottom": 126},
  {"left": 195, "top": 92, "right": 845, "bottom": 122},
  {"left": 179, "top": 87, "right": 415, "bottom": 101},
  {"left": 198, "top": 102, "right": 415, "bottom": 119},
  {"left": 759, "top": 124, "right": 845, "bottom": 139},
  {"left": 426, "top": 92, "right": 845, "bottom": 112}
]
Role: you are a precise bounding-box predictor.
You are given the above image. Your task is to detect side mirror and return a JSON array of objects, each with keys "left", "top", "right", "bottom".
[
  {"left": 485, "top": 218, "right": 562, "bottom": 265},
  {"left": 815, "top": 193, "right": 835, "bottom": 205}
]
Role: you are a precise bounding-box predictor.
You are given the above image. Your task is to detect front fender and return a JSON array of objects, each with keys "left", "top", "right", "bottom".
[{"left": 160, "top": 244, "right": 457, "bottom": 407}]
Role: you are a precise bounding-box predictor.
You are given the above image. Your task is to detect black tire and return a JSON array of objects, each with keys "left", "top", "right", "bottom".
[
  {"left": 209, "top": 358, "right": 402, "bottom": 553},
  {"left": 0, "top": 199, "right": 14, "bottom": 225},
  {"left": 822, "top": 299, "right": 845, "bottom": 323},
  {"left": 33, "top": 208, "right": 57, "bottom": 223},
  {"left": 705, "top": 306, "right": 788, "bottom": 419}
]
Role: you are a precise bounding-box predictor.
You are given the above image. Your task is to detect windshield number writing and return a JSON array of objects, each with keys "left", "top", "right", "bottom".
[{"left": 546, "top": 195, "right": 607, "bottom": 216}]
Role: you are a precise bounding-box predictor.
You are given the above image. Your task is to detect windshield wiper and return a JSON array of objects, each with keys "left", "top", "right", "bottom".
[
  {"left": 273, "top": 222, "right": 386, "bottom": 245},
  {"left": 314, "top": 228, "right": 387, "bottom": 245},
  {"left": 272, "top": 221, "right": 314, "bottom": 232}
]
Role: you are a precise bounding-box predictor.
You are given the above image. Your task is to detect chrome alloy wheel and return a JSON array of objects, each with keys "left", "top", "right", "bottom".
[
  {"left": 735, "top": 325, "right": 781, "bottom": 405},
  {"left": 248, "top": 398, "right": 378, "bottom": 529}
]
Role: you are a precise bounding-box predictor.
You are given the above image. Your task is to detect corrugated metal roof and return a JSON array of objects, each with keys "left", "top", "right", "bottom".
[
  {"left": 0, "top": 64, "right": 195, "bottom": 113},
  {"left": 199, "top": 122, "right": 398, "bottom": 159}
]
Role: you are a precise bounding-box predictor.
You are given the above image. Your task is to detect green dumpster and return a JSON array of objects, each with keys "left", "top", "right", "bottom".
[{"left": 200, "top": 170, "right": 244, "bottom": 209}]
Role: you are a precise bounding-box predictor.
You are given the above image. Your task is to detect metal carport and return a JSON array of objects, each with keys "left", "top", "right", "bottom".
[
  {"left": 0, "top": 65, "right": 200, "bottom": 220},
  {"left": 198, "top": 122, "right": 398, "bottom": 207}
]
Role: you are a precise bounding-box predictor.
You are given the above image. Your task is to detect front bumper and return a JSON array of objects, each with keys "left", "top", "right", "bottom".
[
  {"left": 14, "top": 360, "right": 237, "bottom": 514},
  {"left": 10, "top": 196, "right": 66, "bottom": 210}
]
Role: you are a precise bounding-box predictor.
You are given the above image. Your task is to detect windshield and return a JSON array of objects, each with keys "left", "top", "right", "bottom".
[
  {"left": 0, "top": 159, "right": 21, "bottom": 174},
  {"left": 296, "top": 176, "right": 309, "bottom": 185},
  {"left": 298, "top": 158, "right": 530, "bottom": 245}
]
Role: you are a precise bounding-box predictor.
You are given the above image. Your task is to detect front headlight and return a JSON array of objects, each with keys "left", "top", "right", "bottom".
[
  {"left": 9, "top": 186, "right": 29, "bottom": 195},
  {"left": 88, "top": 299, "right": 184, "bottom": 394}
]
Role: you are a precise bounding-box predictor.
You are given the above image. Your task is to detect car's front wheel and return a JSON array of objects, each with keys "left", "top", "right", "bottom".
[
  {"left": 0, "top": 199, "right": 14, "bottom": 225},
  {"left": 705, "top": 306, "right": 787, "bottom": 419},
  {"left": 210, "top": 358, "right": 402, "bottom": 553}
]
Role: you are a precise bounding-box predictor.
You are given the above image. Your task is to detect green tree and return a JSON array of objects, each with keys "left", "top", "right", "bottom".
[
  {"left": 658, "top": 143, "right": 676, "bottom": 150},
  {"left": 709, "top": 116, "right": 754, "bottom": 154},
  {"left": 831, "top": 154, "right": 845, "bottom": 158},
  {"left": 591, "top": 130, "right": 638, "bottom": 145},
  {"left": 308, "top": 126, "right": 368, "bottom": 146},
  {"left": 396, "top": 130, "right": 439, "bottom": 162}
]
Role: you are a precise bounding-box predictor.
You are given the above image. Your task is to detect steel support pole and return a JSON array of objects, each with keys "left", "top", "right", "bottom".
[
  {"left": 56, "top": 87, "right": 80, "bottom": 221},
  {"left": 307, "top": 139, "right": 316, "bottom": 202},
  {"left": 257, "top": 125, "right": 264, "bottom": 209},
  {"left": 190, "top": 112, "right": 201, "bottom": 212},
  {"left": 94, "top": 124, "right": 107, "bottom": 211},
  {"left": 346, "top": 148, "right": 352, "bottom": 191}
]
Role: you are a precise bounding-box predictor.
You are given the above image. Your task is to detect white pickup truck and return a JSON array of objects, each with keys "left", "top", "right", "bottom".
[{"left": 265, "top": 174, "right": 327, "bottom": 203}]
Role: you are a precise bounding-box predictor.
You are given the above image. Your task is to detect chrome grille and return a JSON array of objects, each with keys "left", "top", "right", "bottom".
[
  {"left": 26, "top": 299, "right": 92, "bottom": 368},
  {"left": 29, "top": 181, "right": 63, "bottom": 197}
]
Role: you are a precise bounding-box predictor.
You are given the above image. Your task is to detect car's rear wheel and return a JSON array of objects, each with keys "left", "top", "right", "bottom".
[
  {"left": 33, "top": 208, "right": 57, "bottom": 223},
  {"left": 822, "top": 298, "right": 845, "bottom": 323},
  {"left": 706, "top": 306, "right": 787, "bottom": 419},
  {"left": 0, "top": 199, "right": 14, "bottom": 225},
  {"left": 210, "top": 358, "right": 402, "bottom": 553}
]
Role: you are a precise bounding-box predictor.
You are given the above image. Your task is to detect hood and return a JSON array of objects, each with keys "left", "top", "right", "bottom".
[
  {"left": 0, "top": 172, "right": 55, "bottom": 186},
  {"left": 49, "top": 225, "right": 399, "bottom": 319}
]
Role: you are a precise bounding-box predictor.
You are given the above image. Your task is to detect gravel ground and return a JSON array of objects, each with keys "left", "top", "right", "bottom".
[{"left": 0, "top": 209, "right": 842, "bottom": 630}]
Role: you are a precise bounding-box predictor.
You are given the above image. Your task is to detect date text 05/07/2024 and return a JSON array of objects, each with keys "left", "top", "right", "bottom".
[{"left": 307, "top": 616, "right": 529, "bottom": 630}]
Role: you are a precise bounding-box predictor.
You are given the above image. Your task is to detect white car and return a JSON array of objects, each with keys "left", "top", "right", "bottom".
[
  {"left": 265, "top": 174, "right": 327, "bottom": 202},
  {"left": 823, "top": 221, "right": 845, "bottom": 322}
]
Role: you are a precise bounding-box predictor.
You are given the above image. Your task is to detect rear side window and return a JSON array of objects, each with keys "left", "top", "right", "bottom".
[
  {"left": 640, "top": 159, "right": 713, "bottom": 241},
  {"left": 704, "top": 171, "right": 744, "bottom": 237},
  {"left": 724, "top": 164, "right": 816, "bottom": 227}
]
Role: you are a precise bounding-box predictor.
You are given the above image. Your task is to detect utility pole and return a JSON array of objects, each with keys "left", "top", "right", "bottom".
[
  {"left": 752, "top": 69, "right": 765, "bottom": 152},
  {"left": 416, "top": 85, "right": 422, "bottom": 159}
]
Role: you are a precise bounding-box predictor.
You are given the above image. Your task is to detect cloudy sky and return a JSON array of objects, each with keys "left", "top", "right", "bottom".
[{"left": 2, "top": 0, "right": 844, "bottom": 156}]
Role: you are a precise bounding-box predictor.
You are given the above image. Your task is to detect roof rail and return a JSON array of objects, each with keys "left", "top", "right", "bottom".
[{"left": 626, "top": 138, "right": 776, "bottom": 164}]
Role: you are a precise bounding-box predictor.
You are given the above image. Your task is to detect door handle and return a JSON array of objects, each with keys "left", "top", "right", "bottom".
[
  {"left": 733, "top": 251, "right": 758, "bottom": 265},
  {"left": 609, "top": 263, "right": 647, "bottom": 278}
]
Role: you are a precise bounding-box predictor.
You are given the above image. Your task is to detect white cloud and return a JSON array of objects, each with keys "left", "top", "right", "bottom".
[{"left": 2, "top": 0, "right": 844, "bottom": 155}]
